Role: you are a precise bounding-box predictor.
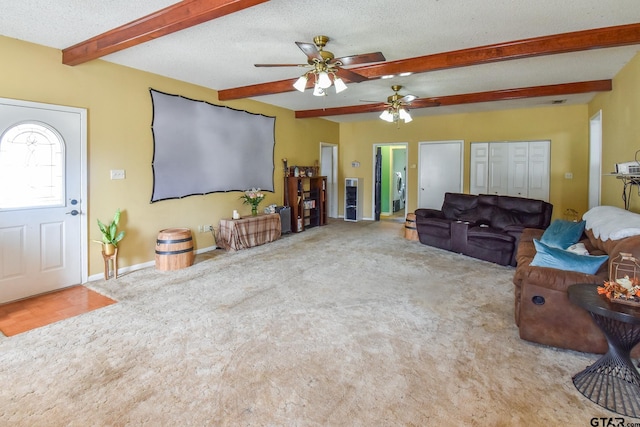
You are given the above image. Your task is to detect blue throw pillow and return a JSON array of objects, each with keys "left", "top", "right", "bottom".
[
  {"left": 540, "top": 219, "right": 586, "bottom": 249},
  {"left": 531, "top": 239, "right": 608, "bottom": 275}
]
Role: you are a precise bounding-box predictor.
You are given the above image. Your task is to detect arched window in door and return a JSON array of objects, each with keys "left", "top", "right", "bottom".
[{"left": 0, "top": 122, "right": 65, "bottom": 209}]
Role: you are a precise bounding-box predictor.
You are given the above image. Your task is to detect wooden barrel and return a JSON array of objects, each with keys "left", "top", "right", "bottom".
[
  {"left": 155, "top": 228, "right": 194, "bottom": 271},
  {"left": 404, "top": 213, "right": 419, "bottom": 241}
]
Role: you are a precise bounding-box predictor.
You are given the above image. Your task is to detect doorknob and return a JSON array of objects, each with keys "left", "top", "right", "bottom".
[{"left": 66, "top": 210, "right": 80, "bottom": 216}]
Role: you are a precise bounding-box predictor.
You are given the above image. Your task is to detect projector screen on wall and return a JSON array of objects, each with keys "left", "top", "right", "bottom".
[{"left": 150, "top": 89, "right": 275, "bottom": 202}]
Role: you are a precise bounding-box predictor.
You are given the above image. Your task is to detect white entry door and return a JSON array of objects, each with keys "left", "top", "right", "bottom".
[
  {"left": 418, "top": 141, "right": 463, "bottom": 209},
  {"left": 0, "top": 98, "right": 86, "bottom": 303}
]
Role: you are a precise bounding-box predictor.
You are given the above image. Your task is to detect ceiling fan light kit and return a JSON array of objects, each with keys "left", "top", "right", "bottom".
[
  {"left": 379, "top": 107, "right": 412, "bottom": 124},
  {"left": 379, "top": 109, "right": 394, "bottom": 122},
  {"left": 312, "top": 83, "right": 325, "bottom": 96},
  {"left": 376, "top": 85, "right": 415, "bottom": 125},
  {"left": 293, "top": 74, "right": 309, "bottom": 92},
  {"left": 399, "top": 108, "right": 412, "bottom": 123},
  {"left": 255, "top": 35, "right": 385, "bottom": 97},
  {"left": 317, "top": 71, "right": 332, "bottom": 89},
  {"left": 333, "top": 77, "right": 347, "bottom": 93}
]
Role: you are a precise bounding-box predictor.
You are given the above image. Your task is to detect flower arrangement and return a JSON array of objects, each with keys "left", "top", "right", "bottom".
[
  {"left": 597, "top": 276, "right": 640, "bottom": 303},
  {"left": 240, "top": 188, "right": 265, "bottom": 216},
  {"left": 597, "top": 253, "right": 640, "bottom": 305}
]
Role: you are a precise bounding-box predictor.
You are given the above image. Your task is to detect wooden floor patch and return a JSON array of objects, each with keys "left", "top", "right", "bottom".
[{"left": 0, "top": 285, "right": 116, "bottom": 337}]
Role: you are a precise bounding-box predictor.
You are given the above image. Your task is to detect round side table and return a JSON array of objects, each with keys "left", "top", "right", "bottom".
[{"left": 568, "top": 283, "right": 640, "bottom": 417}]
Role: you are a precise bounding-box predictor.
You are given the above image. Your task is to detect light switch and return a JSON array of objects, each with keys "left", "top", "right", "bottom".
[
  {"left": 110, "top": 169, "right": 125, "bottom": 180},
  {"left": 564, "top": 172, "right": 573, "bottom": 179}
]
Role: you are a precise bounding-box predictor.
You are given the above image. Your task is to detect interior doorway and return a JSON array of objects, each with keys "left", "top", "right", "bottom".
[
  {"left": 589, "top": 111, "right": 602, "bottom": 210},
  {"left": 372, "top": 143, "right": 408, "bottom": 222},
  {"left": 320, "top": 142, "right": 338, "bottom": 218}
]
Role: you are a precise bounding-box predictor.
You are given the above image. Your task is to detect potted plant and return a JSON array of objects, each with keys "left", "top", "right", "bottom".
[{"left": 93, "top": 208, "right": 125, "bottom": 255}]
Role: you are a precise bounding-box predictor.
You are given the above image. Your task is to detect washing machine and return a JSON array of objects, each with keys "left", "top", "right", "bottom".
[{"left": 393, "top": 172, "right": 405, "bottom": 211}]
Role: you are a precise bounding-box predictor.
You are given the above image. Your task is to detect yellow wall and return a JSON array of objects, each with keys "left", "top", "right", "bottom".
[
  {"left": 340, "top": 104, "right": 589, "bottom": 219},
  {"left": 589, "top": 53, "right": 640, "bottom": 211},
  {"left": 3, "top": 33, "right": 640, "bottom": 276},
  {"left": 0, "top": 36, "right": 338, "bottom": 276}
]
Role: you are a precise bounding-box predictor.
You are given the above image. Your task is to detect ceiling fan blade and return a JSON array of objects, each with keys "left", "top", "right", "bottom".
[
  {"left": 295, "top": 41, "right": 322, "bottom": 61},
  {"left": 333, "top": 52, "right": 386, "bottom": 66},
  {"left": 254, "top": 63, "right": 310, "bottom": 67},
  {"left": 399, "top": 94, "right": 417, "bottom": 104},
  {"left": 335, "top": 67, "right": 368, "bottom": 83}
]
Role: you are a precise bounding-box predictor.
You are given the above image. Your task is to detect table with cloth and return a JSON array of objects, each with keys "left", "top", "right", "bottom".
[{"left": 216, "top": 213, "right": 281, "bottom": 251}]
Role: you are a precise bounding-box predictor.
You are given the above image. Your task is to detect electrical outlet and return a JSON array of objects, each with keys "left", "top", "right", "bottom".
[
  {"left": 207, "top": 225, "right": 213, "bottom": 231},
  {"left": 110, "top": 169, "right": 125, "bottom": 180}
]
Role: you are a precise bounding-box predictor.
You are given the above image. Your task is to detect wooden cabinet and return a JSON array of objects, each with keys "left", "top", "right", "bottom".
[{"left": 285, "top": 176, "right": 327, "bottom": 232}]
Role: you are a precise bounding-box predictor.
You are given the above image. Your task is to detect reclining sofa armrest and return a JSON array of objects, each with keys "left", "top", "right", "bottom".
[
  {"left": 414, "top": 208, "right": 445, "bottom": 220},
  {"left": 451, "top": 220, "right": 471, "bottom": 253}
]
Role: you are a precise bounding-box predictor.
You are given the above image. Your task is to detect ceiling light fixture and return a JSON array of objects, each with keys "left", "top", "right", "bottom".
[
  {"left": 287, "top": 35, "right": 381, "bottom": 97},
  {"left": 379, "top": 106, "right": 412, "bottom": 124},
  {"left": 378, "top": 85, "right": 415, "bottom": 126},
  {"left": 293, "top": 74, "right": 308, "bottom": 92},
  {"left": 312, "top": 83, "right": 325, "bottom": 97},
  {"left": 294, "top": 65, "right": 348, "bottom": 96}
]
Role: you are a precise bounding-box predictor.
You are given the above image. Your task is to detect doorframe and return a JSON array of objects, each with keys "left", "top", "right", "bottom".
[
  {"left": 320, "top": 142, "right": 338, "bottom": 218},
  {"left": 1, "top": 97, "right": 89, "bottom": 284},
  {"left": 589, "top": 110, "right": 602, "bottom": 209},
  {"left": 371, "top": 142, "right": 408, "bottom": 220}
]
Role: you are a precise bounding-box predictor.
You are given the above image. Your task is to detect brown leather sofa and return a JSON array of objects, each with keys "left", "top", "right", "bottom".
[
  {"left": 415, "top": 193, "right": 553, "bottom": 266},
  {"left": 513, "top": 227, "right": 640, "bottom": 354}
]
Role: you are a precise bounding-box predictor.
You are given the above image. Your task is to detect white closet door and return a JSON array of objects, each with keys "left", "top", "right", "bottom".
[
  {"left": 508, "top": 142, "right": 529, "bottom": 197},
  {"left": 469, "top": 141, "right": 550, "bottom": 202},
  {"left": 418, "top": 141, "right": 463, "bottom": 209},
  {"left": 488, "top": 143, "right": 508, "bottom": 195},
  {"left": 527, "top": 141, "right": 550, "bottom": 201},
  {"left": 470, "top": 142, "right": 489, "bottom": 194}
]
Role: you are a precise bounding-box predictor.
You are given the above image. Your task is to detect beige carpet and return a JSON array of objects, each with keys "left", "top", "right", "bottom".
[{"left": 0, "top": 220, "right": 618, "bottom": 425}]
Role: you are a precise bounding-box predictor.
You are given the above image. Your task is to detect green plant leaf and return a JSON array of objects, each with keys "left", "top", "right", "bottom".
[
  {"left": 96, "top": 209, "right": 125, "bottom": 246},
  {"left": 113, "top": 231, "right": 125, "bottom": 245}
]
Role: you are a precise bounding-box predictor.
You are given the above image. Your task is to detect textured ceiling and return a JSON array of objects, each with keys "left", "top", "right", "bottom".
[{"left": 2, "top": 0, "right": 640, "bottom": 122}]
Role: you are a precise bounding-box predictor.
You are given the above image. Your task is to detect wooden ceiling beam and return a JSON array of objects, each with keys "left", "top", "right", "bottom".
[
  {"left": 294, "top": 80, "right": 612, "bottom": 119},
  {"left": 219, "top": 23, "right": 640, "bottom": 101},
  {"left": 62, "top": 0, "right": 269, "bottom": 66},
  {"left": 354, "top": 23, "right": 640, "bottom": 78}
]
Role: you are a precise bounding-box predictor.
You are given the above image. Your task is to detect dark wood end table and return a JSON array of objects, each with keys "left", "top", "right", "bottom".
[{"left": 568, "top": 283, "right": 640, "bottom": 417}]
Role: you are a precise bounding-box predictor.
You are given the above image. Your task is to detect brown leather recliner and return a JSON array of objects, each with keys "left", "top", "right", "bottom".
[{"left": 513, "top": 227, "right": 640, "bottom": 355}]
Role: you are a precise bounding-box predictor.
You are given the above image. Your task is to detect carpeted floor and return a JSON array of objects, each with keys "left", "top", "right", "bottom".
[{"left": 0, "top": 219, "right": 621, "bottom": 425}]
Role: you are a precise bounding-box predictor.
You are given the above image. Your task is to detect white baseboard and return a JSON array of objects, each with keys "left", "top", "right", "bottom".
[{"left": 86, "top": 245, "right": 217, "bottom": 283}]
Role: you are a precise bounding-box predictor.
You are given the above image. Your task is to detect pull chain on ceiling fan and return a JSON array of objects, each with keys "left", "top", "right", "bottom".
[{"left": 255, "top": 35, "right": 385, "bottom": 96}]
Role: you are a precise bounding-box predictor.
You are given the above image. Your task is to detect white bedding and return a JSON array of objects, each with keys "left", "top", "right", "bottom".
[{"left": 582, "top": 205, "right": 640, "bottom": 241}]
